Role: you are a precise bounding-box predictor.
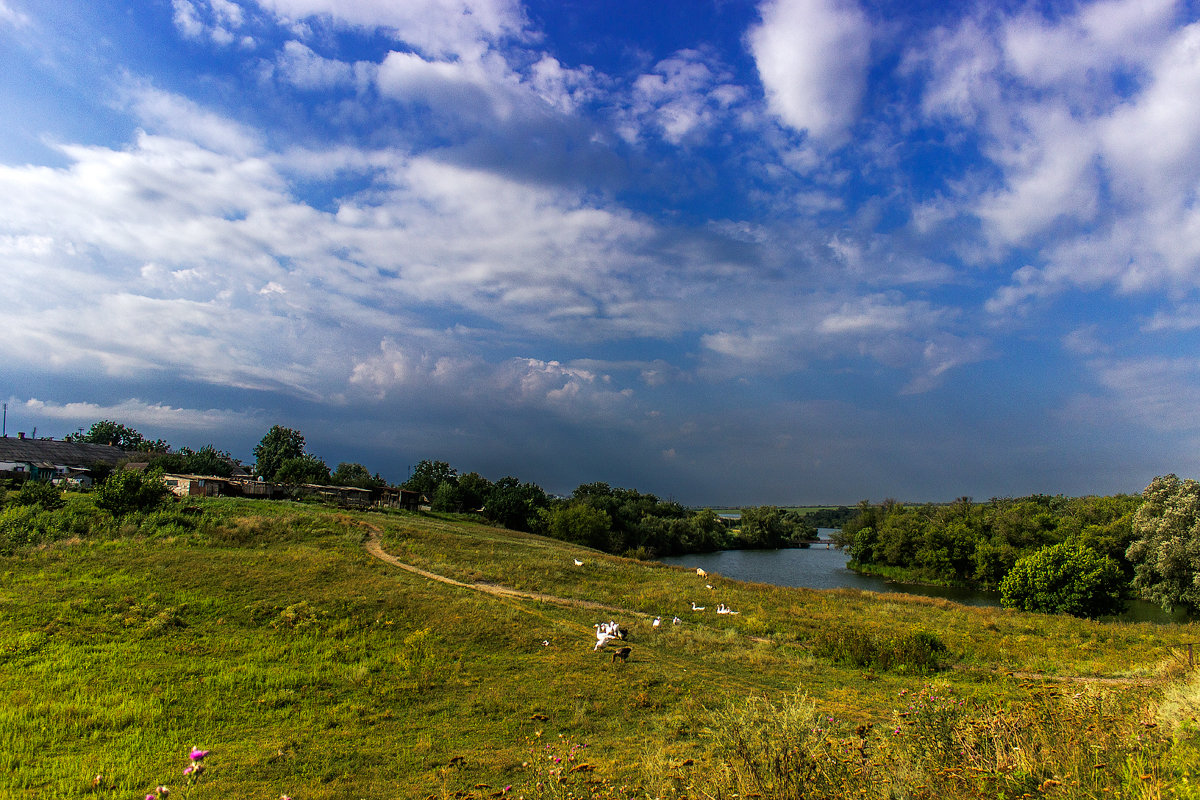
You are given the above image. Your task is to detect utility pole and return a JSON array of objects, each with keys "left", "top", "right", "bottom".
[{"left": 2, "top": 402, "right": 5, "bottom": 437}]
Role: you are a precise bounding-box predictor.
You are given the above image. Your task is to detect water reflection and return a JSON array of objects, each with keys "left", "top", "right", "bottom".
[{"left": 659, "top": 530, "right": 1187, "bottom": 623}]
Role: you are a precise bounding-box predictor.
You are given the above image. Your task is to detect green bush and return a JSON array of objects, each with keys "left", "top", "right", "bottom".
[
  {"left": 811, "top": 625, "right": 949, "bottom": 673},
  {"left": 10, "top": 480, "right": 65, "bottom": 510},
  {"left": 1000, "top": 540, "right": 1127, "bottom": 618},
  {"left": 0, "top": 505, "right": 62, "bottom": 553},
  {"left": 93, "top": 470, "right": 172, "bottom": 517}
]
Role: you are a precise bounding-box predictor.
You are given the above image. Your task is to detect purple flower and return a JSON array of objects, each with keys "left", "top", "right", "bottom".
[
  {"left": 189, "top": 747, "right": 210, "bottom": 761},
  {"left": 147, "top": 794, "right": 158, "bottom": 800}
]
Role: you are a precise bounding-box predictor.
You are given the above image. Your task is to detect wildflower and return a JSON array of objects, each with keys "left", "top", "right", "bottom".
[
  {"left": 156, "top": 787, "right": 169, "bottom": 797},
  {"left": 147, "top": 794, "right": 158, "bottom": 800},
  {"left": 183, "top": 763, "right": 205, "bottom": 777},
  {"left": 189, "top": 747, "right": 210, "bottom": 761}
]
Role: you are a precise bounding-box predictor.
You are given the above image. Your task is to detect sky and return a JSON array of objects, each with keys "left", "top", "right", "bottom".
[{"left": 3, "top": 0, "right": 1200, "bottom": 505}]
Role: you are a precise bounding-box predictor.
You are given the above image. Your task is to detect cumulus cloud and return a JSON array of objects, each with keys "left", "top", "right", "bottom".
[
  {"left": 0, "top": 88, "right": 738, "bottom": 409},
  {"left": 250, "top": 0, "right": 525, "bottom": 60},
  {"left": 349, "top": 341, "right": 636, "bottom": 420},
  {"left": 906, "top": 0, "right": 1200, "bottom": 313},
  {"left": 747, "top": 0, "right": 872, "bottom": 145},
  {"left": 172, "top": 0, "right": 251, "bottom": 46},
  {"left": 623, "top": 49, "right": 746, "bottom": 144},
  {"left": 274, "top": 40, "right": 376, "bottom": 90}
]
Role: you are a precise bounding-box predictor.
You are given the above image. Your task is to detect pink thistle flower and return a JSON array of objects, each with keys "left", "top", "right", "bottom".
[
  {"left": 147, "top": 794, "right": 158, "bottom": 800},
  {"left": 189, "top": 747, "right": 210, "bottom": 761}
]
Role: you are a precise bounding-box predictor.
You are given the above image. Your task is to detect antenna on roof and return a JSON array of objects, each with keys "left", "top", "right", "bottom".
[{"left": 2, "top": 403, "right": 5, "bottom": 437}]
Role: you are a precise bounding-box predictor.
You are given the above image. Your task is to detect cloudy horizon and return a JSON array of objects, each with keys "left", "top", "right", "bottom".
[{"left": 4, "top": 0, "right": 1200, "bottom": 505}]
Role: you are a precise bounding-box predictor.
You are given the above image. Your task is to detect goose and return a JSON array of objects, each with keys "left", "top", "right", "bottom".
[
  {"left": 696, "top": 568, "right": 707, "bottom": 576},
  {"left": 612, "top": 646, "right": 632, "bottom": 663},
  {"left": 691, "top": 602, "right": 705, "bottom": 611},
  {"left": 652, "top": 616, "right": 661, "bottom": 627},
  {"left": 574, "top": 559, "right": 584, "bottom": 566},
  {"left": 672, "top": 616, "right": 681, "bottom": 625}
]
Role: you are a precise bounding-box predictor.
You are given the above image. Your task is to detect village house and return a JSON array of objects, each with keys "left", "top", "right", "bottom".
[{"left": 0, "top": 434, "right": 127, "bottom": 483}]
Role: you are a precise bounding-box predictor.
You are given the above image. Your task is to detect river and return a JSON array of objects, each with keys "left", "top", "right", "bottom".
[{"left": 659, "top": 529, "right": 1188, "bottom": 624}]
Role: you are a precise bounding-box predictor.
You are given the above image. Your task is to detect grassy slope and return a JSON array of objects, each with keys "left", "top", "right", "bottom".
[{"left": 1, "top": 499, "right": 1197, "bottom": 799}]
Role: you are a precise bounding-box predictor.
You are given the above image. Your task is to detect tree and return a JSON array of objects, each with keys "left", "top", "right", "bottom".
[
  {"left": 432, "top": 481, "right": 462, "bottom": 512},
  {"left": 456, "top": 472, "right": 494, "bottom": 512},
  {"left": 93, "top": 470, "right": 172, "bottom": 517},
  {"left": 1126, "top": 474, "right": 1200, "bottom": 614},
  {"left": 253, "top": 426, "right": 306, "bottom": 481},
  {"left": 1000, "top": 541, "right": 1127, "bottom": 618},
  {"left": 66, "top": 420, "right": 162, "bottom": 451},
  {"left": 148, "top": 445, "right": 236, "bottom": 477},
  {"left": 484, "top": 477, "right": 548, "bottom": 532},
  {"left": 274, "top": 455, "right": 331, "bottom": 485},
  {"left": 330, "top": 462, "right": 383, "bottom": 489},
  {"left": 537, "top": 502, "right": 613, "bottom": 550},
  {"left": 402, "top": 460, "right": 457, "bottom": 497}
]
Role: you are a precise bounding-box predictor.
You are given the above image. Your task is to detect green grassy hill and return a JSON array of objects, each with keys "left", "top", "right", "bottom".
[{"left": 2, "top": 498, "right": 1198, "bottom": 798}]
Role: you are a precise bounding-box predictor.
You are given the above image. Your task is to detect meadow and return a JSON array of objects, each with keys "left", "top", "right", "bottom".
[{"left": 2, "top": 496, "right": 1198, "bottom": 799}]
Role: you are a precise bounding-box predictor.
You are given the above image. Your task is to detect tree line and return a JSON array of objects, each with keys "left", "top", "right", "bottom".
[
  {"left": 399, "top": 459, "right": 819, "bottom": 558},
  {"left": 46, "top": 421, "right": 821, "bottom": 558},
  {"left": 835, "top": 477, "right": 1200, "bottom": 619}
]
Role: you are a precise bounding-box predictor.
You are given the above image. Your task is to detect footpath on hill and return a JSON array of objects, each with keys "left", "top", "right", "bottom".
[
  {"left": 355, "top": 518, "right": 1166, "bottom": 686},
  {"left": 359, "top": 522, "right": 631, "bottom": 616}
]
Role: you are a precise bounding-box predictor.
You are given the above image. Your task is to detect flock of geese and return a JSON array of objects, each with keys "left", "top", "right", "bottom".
[{"left": 582, "top": 564, "right": 739, "bottom": 661}]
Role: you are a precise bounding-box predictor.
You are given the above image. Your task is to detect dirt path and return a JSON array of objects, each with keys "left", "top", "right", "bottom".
[
  {"left": 360, "top": 523, "right": 630, "bottom": 616},
  {"left": 356, "top": 519, "right": 1167, "bottom": 686}
]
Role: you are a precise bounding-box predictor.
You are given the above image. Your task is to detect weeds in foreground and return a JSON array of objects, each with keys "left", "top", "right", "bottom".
[{"left": 655, "top": 680, "right": 1190, "bottom": 800}]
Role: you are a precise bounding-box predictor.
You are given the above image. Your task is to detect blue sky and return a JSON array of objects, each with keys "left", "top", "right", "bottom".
[{"left": 4, "top": 0, "right": 1200, "bottom": 504}]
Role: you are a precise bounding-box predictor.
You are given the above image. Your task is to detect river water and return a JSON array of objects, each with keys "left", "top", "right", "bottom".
[{"left": 659, "top": 530, "right": 1188, "bottom": 624}]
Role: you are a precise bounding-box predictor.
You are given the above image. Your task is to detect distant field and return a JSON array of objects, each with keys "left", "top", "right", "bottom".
[{"left": 1, "top": 498, "right": 1197, "bottom": 798}]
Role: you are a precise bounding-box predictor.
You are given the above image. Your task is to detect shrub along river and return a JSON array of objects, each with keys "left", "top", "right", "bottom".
[{"left": 659, "top": 529, "right": 1188, "bottom": 624}]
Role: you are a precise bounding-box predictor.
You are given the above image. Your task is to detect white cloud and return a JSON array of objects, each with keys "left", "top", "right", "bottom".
[
  {"left": 349, "top": 342, "right": 635, "bottom": 420},
  {"left": 274, "top": 40, "right": 370, "bottom": 90},
  {"left": 907, "top": 1, "right": 1200, "bottom": 313},
  {"left": 13, "top": 397, "right": 261, "bottom": 434},
  {"left": 527, "top": 55, "right": 599, "bottom": 114},
  {"left": 250, "top": 0, "right": 525, "bottom": 60},
  {"left": 625, "top": 50, "right": 745, "bottom": 145},
  {"left": 747, "top": 0, "right": 872, "bottom": 145},
  {"left": 376, "top": 49, "right": 502, "bottom": 114},
  {"left": 172, "top": 0, "right": 249, "bottom": 46},
  {"left": 127, "top": 85, "right": 263, "bottom": 157}
]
